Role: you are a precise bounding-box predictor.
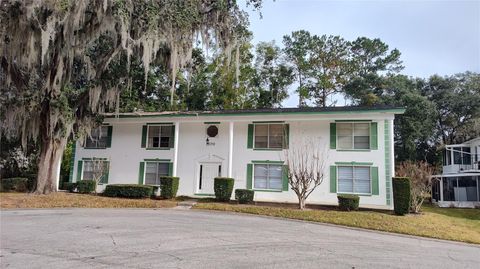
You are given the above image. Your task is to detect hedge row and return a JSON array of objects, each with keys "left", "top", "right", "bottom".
[
  {"left": 103, "top": 184, "right": 153, "bottom": 198},
  {"left": 337, "top": 194, "right": 359, "bottom": 211},
  {"left": 0, "top": 177, "right": 36, "bottom": 192},
  {"left": 235, "top": 189, "right": 254, "bottom": 204},
  {"left": 77, "top": 180, "right": 96, "bottom": 194}
]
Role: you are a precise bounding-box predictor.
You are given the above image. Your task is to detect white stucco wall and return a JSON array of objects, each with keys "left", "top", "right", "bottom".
[{"left": 72, "top": 112, "right": 396, "bottom": 209}]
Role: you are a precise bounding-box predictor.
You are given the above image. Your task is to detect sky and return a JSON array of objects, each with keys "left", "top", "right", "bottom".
[{"left": 242, "top": 0, "right": 480, "bottom": 107}]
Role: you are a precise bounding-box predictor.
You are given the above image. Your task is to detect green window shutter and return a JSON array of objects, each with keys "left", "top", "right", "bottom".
[
  {"left": 371, "top": 166, "right": 379, "bottom": 195},
  {"left": 370, "top": 122, "right": 378, "bottom": 150},
  {"left": 246, "top": 163, "right": 253, "bottom": 189},
  {"left": 330, "top": 123, "right": 336, "bottom": 149},
  {"left": 282, "top": 165, "right": 289, "bottom": 191},
  {"left": 101, "top": 162, "right": 110, "bottom": 184},
  {"left": 141, "top": 125, "right": 147, "bottom": 148},
  {"left": 76, "top": 160, "right": 83, "bottom": 182},
  {"left": 329, "top": 165, "right": 337, "bottom": 193},
  {"left": 247, "top": 124, "right": 254, "bottom": 149},
  {"left": 138, "top": 162, "right": 145, "bottom": 184},
  {"left": 169, "top": 125, "right": 175, "bottom": 148},
  {"left": 106, "top": 126, "right": 113, "bottom": 148},
  {"left": 168, "top": 162, "right": 174, "bottom": 176},
  {"left": 284, "top": 124, "right": 290, "bottom": 149}
]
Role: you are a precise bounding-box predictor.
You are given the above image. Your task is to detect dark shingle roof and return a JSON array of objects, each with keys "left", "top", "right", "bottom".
[{"left": 104, "top": 105, "right": 405, "bottom": 118}]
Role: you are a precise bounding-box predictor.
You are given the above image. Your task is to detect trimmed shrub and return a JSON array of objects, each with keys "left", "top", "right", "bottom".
[
  {"left": 337, "top": 194, "right": 360, "bottom": 211},
  {"left": 25, "top": 174, "right": 37, "bottom": 192},
  {"left": 214, "top": 177, "right": 234, "bottom": 202},
  {"left": 103, "top": 184, "right": 153, "bottom": 198},
  {"left": 0, "top": 178, "right": 29, "bottom": 192},
  {"left": 393, "top": 177, "right": 411, "bottom": 215},
  {"left": 77, "top": 180, "right": 96, "bottom": 194},
  {"left": 235, "top": 189, "right": 254, "bottom": 204},
  {"left": 160, "top": 176, "right": 179, "bottom": 199},
  {"left": 63, "top": 182, "right": 78, "bottom": 193}
]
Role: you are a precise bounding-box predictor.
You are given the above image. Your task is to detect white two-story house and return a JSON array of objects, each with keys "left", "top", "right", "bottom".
[
  {"left": 432, "top": 137, "right": 480, "bottom": 208},
  {"left": 69, "top": 106, "right": 404, "bottom": 209}
]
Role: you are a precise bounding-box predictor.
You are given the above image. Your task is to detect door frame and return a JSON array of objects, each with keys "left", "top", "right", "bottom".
[
  {"left": 196, "top": 161, "right": 222, "bottom": 195},
  {"left": 193, "top": 154, "right": 225, "bottom": 195}
]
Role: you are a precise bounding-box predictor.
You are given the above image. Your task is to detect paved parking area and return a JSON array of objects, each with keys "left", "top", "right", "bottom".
[{"left": 1, "top": 208, "right": 479, "bottom": 268}]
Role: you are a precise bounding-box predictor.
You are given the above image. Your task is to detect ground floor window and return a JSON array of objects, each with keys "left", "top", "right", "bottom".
[
  {"left": 83, "top": 160, "right": 109, "bottom": 184},
  {"left": 254, "top": 164, "right": 283, "bottom": 191},
  {"left": 337, "top": 166, "right": 371, "bottom": 194},
  {"left": 442, "top": 176, "right": 479, "bottom": 202},
  {"left": 145, "top": 162, "right": 170, "bottom": 185}
]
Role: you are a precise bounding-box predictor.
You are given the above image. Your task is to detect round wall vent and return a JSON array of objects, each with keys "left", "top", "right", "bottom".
[{"left": 207, "top": 125, "right": 219, "bottom": 137}]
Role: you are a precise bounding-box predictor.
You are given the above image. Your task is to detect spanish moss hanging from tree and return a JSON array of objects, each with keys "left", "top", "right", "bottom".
[{"left": 0, "top": 0, "right": 260, "bottom": 194}]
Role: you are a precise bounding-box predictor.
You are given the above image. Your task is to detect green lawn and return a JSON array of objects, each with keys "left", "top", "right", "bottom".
[{"left": 193, "top": 202, "right": 480, "bottom": 244}]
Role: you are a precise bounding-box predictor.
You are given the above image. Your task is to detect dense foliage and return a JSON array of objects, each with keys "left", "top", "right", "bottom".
[
  {"left": 214, "top": 177, "right": 234, "bottom": 202},
  {"left": 103, "top": 184, "right": 154, "bottom": 198},
  {"left": 0, "top": 0, "right": 259, "bottom": 193},
  {"left": 0, "top": 177, "right": 30, "bottom": 192},
  {"left": 396, "top": 161, "right": 435, "bottom": 213},
  {"left": 392, "top": 177, "right": 411, "bottom": 216},
  {"left": 235, "top": 189, "right": 254, "bottom": 204},
  {"left": 337, "top": 194, "right": 360, "bottom": 211},
  {"left": 159, "top": 176, "right": 179, "bottom": 199},
  {"left": 1, "top": 2, "right": 478, "bottom": 190},
  {"left": 76, "top": 180, "right": 97, "bottom": 194}
]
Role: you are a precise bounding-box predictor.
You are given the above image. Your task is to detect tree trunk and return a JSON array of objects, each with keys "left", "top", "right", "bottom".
[
  {"left": 35, "top": 136, "right": 68, "bottom": 194},
  {"left": 298, "top": 197, "right": 306, "bottom": 210}
]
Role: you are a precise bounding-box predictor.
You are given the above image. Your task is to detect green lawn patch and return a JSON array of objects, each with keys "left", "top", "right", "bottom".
[{"left": 193, "top": 202, "right": 480, "bottom": 244}]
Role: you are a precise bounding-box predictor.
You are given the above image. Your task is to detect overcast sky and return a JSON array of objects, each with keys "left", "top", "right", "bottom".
[{"left": 242, "top": 0, "right": 480, "bottom": 107}]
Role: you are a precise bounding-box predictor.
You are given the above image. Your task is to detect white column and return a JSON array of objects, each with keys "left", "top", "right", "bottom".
[
  {"left": 440, "top": 177, "right": 444, "bottom": 202},
  {"left": 173, "top": 122, "right": 180, "bottom": 177},
  {"left": 389, "top": 119, "right": 395, "bottom": 178},
  {"left": 56, "top": 156, "right": 62, "bottom": 191},
  {"left": 228, "top": 121, "right": 234, "bottom": 178}
]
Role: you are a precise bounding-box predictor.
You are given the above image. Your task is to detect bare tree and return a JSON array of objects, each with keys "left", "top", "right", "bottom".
[
  {"left": 87, "top": 159, "right": 110, "bottom": 193},
  {"left": 284, "top": 137, "right": 326, "bottom": 210},
  {"left": 396, "top": 161, "right": 435, "bottom": 213}
]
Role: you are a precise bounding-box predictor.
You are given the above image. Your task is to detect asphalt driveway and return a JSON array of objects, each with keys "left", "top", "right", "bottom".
[{"left": 1, "top": 208, "right": 479, "bottom": 269}]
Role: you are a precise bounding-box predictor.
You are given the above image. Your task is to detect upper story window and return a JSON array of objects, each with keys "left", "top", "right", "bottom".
[
  {"left": 85, "top": 126, "right": 109, "bottom": 149},
  {"left": 145, "top": 162, "right": 170, "bottom": 185},
  {"left": 148, "top": 125, "right": 174, "bottom": 149},
  {"left": 337, "top": 122, "right": 370, "bottom": 150},
  {"left": 444, "top": 147, "right": 472, "bottom": 165},
  {"left": 254, "top": 123, "right": 286, "bottom": 149},
  {"left": 337, "top": 166, "right": 371, "bottom": 194}
]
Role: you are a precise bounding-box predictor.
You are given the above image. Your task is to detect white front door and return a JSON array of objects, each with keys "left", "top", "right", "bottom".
[{"left": 198, "top": 163, "right": 221, "bottom": 195}]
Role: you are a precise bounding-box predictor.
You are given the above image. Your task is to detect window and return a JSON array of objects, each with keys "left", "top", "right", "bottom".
[
  {"left": 337, "top": 122, "right": 370, "bottom": 150},
  {"left": 450, "top": 147, "right": 472, "bottom": 165},
  {"left": 148, "top": 125, "right": 174, "bottom": 148},
  {"left": 337, "top": 166, "right": 371, "bottom": 194},
  {"left": 144, "top": 162, "right": 170, "bottom": 185},
  {"left": 254, "top": 123, "right": 285, "bottom": 149},
  {"left": 85, "top": 126, "right": 109, "bottom": 148},
  {"left": 253, "top": 164, "right": 283, "bottom": 190},
  {"left": 83, "top": 160, "right": 109, "bottom": 184}
]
